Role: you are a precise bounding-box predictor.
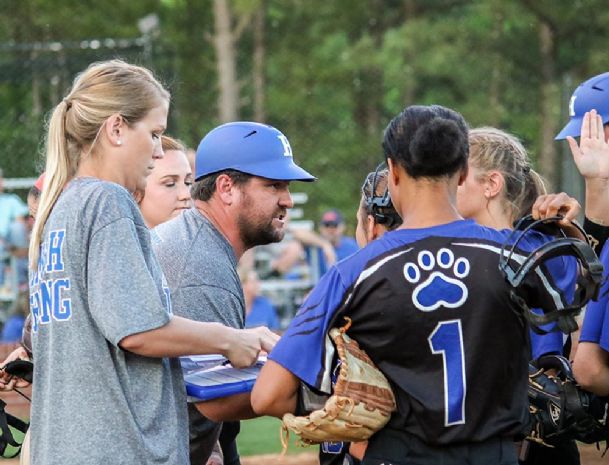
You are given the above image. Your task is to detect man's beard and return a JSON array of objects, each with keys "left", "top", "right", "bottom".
[{"left": 237, "top": 209, "right": 285, "bottom": 250}]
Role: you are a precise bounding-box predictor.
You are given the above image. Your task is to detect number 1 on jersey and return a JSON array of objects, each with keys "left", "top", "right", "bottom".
[{"left": 428, "top": 319, "right": 466, "bottom": 426}]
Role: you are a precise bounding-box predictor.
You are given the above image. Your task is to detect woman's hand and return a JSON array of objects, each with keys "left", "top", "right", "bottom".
[
  {"left": 0, "top": 346, "right": 31, "bottom": 391},
  {"left": 531, "top": 193, "right": 581, "bottom": 223},
  {"left": 224, "top": 326, "right": 280, "bottom": 369}
]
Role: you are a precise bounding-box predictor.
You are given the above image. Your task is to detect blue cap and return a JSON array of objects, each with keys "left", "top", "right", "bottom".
[
  {"left": 194, "top": 122, "right": 316, "bottom": 182},
  {"left": 556, "top": 72, "right": 609, "bottom": 140}
]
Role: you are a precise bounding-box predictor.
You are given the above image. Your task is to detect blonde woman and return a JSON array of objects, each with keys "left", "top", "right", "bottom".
[{"left": 27, "top": 60, "right": 277, "bottom": 465}]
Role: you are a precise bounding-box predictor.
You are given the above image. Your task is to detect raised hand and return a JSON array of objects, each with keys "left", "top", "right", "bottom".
[{"left": 567, "top": 109, "right": 609, "bottom": 180}]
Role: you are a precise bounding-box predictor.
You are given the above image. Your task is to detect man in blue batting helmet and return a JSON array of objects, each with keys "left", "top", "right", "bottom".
[{"left": 153, "top": 121, "right": 315, "bottom": 465}]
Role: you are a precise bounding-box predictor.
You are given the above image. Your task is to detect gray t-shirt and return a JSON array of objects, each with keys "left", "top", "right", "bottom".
[
  {"left": 153, "top": 208, "right": 244, "bottom": 464},
  {"left": 153, "top": 208, "right": 244, "bottom": 328},
  {"left": 29, "top": 178, "right": 188, "bottom": 465}
]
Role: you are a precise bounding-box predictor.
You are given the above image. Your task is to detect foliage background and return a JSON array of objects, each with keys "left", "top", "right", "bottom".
[{"left": 0, "top": 0, "right": 608, "bottom": 226}]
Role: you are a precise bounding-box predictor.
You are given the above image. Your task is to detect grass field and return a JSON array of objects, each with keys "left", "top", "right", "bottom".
[{"left": 238, "top": 416, "right": 315, "bottom": 456}]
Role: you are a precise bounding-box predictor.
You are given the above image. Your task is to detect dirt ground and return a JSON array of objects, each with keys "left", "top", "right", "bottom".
[{"left": 240, "top": 446, "right": 607, "bottom": 464}]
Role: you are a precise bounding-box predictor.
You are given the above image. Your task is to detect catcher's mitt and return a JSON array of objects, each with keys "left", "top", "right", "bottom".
[
  {"left": 527, "top": 354, "right": 609, "bottom": 447},
  {"left": 282, "top": 318, "right": 396, "bottom": 444}
]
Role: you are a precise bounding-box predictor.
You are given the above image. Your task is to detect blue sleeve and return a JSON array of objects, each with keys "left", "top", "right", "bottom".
[
  {"left": 269, "top": 266, "right": 348, "bottom": 393},
  {"left": 335, "top": 237, "right": 359, "bottom": 261},
  {"left": 529, "top": 320, "right": 563, "bottom": 359},
  {"left": 581, "top": 243, "right": 609, "bottom": 344}
]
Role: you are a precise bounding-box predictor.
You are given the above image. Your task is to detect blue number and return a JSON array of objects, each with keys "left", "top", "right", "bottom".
[{"left": 428, "top": 319, "right": 466, "bottom": 426}]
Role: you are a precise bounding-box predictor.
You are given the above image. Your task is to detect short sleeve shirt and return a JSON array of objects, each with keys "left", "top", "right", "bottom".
[
  {"left": 271, "top": 220, "right": 577, "bottom": 446},
  {"left": 29, "top": 178, "right": 188, "bottom": 465}
]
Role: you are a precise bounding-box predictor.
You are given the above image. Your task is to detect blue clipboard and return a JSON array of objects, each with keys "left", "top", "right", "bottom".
[{"left": 182, "top": 355, "right": 266, "bottom": 401}]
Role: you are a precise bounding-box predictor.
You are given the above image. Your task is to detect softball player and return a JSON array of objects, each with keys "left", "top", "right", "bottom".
[{"left": 252, "top": 104, "right": 583, "bottom": 465}]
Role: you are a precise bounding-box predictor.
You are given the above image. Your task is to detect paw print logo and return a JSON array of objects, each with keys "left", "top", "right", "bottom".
[{"left": 403, "top": 248, "right": 470, "bottom": 312}]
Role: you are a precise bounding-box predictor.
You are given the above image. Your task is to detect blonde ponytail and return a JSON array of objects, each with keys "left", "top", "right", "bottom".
[
  {"left": 28, "top": 59, "right": 170, "bottom": 268},
  {"left": 29, "top": 101, "right": 77, "bottom": 268}
]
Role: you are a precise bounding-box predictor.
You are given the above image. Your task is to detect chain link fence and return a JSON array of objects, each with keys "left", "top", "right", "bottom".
[{"left": 0, "top": 34, "right": 176, "bottom": 187}]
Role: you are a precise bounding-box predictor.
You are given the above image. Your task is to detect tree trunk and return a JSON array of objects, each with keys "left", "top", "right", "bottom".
[
  {"left": 401, "top": 0, "right": 417, "bottom": 105},
  {"left": 538, "top": 21, "right": 559, "bottom": 190},
  {"left": 213, "top": 0, "right": 239, "bottom": 122},
  {"left": 352, "top": 0, "right": 385, "bottom": 136},
  {"left": 31, "top": 50, "right": 41, "bottom": 117},
  {"left": 488, "top": 2, "right": 503, "bottom": 127},
  {"left": 252, "top": 0, "right": 266, "bottom": 122}
]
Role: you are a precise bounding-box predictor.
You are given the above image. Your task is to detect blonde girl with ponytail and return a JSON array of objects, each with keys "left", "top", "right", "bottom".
[{"left": 26, "top": 60, "right": 278, "bottom": 465}]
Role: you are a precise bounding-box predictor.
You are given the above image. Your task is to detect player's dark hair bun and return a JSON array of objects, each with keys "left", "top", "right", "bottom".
[
  {"left": 409, "top": 117, "right": 466, "bottom": 176},
  {"left": 382, "top": 105, "right": 469, "bottom": 178}
]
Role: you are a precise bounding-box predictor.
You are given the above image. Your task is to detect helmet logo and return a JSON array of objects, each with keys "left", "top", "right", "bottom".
[
  {"left": 569, "top": 95, "right": 577, "bottom": 117},
  {"left": 277, "top": 134, "right": 293, "bottom": 157}
]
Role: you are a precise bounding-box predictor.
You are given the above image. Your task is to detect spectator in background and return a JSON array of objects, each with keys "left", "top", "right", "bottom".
[
  {"left": 240, "top": 267, "right": 281, "bottom": 330},
  {"left": 0, "top": 168, "right": 29, "bottom": 287},
  {"left": 5, "top": 173, "right": 45, "bottom": 289},
  {"left": 314, "top": 209, "right": 359, "bottom": 276},
  {"left": 0, "top": 290, "right": 28, "bottom": 343}
]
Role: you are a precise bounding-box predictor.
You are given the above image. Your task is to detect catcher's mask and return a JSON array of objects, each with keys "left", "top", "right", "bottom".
[
  {"left": 499, "top": 215, "right": 603, "bottom": 334},
  {"left": 361, "top": 163, "right": 402, "bottom": 229}
]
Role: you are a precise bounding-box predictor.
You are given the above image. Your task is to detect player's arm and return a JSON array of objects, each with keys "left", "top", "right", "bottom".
[
  {"left": 251, "top": 267, "right": 348, "bottom": 417},
  {"left": 119, "top": 318, "right": 279, "bottom": 369},
  {"left": 251, "top": 359, "right": 300, "bottom": 418},
  {"left": 195, "top": 392, "right": 257, "bottom": 422},
  {"left": 572, "top": 342, "right": 609, "bottom": 396}
]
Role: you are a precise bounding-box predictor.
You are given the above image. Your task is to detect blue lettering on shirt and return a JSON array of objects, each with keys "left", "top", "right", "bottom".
[
  {"left": 30, "top": 229, "right": 72, "bottom": 332},
  {"left": 46, "top": 229, "right": 66, "bottom": 272}
]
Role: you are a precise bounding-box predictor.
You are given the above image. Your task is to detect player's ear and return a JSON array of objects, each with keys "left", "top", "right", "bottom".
[
  {"left": 366, "top": 215, "right": 376, "bottom": 242},
  {"left": 370, "top": 216, "right": 388, "bottom": 241},
  {"left": 484, "top": 170, "right": 505, "bottom": 199},
  {"left": 387, "top": 158, "right": 400, "bottom": 187},
  {"left": 457, "top": 164, "right": 468, "bottom": 186}
]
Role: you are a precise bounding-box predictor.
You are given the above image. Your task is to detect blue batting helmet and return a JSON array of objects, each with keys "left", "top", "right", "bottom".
[
  {"left": 556, "top": 72, "right": 609, "bottom": 140},
  {"left": 194, "top": 122, "right": 316, "bottom": 182}
]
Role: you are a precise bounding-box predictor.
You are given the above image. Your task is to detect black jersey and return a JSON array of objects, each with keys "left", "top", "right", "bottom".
[{"left": 269, "top": 219, "right": 577, "bottom": 446}]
